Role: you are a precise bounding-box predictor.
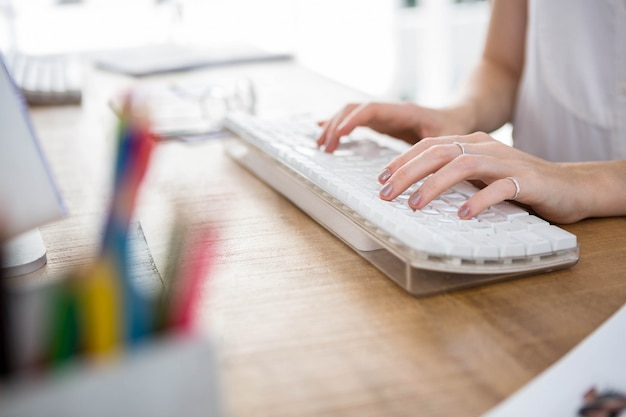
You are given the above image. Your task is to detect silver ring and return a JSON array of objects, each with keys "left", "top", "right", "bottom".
[
  {"left": 506, "top": 177, "right": 521, "bottom": 200},
  {"left": 453, "top": 141, "right": 466, "bottom": 155}
]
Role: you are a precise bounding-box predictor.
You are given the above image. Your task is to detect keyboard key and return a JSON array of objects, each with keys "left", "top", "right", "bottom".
[
  {"left": 533, "top": 226, "right": 577, "bottom": 251},
  {"left": 512, "top": 231, "right": 552, "bottom": 255},
  {"left": 492, "top": 202, "right": 530, "bottom": 219},
  {"left": 5, "top": 52, "right": 82, "bottom": 105},
  {"left": 513, "top": 215, "right": 550, "bottom": 230}
]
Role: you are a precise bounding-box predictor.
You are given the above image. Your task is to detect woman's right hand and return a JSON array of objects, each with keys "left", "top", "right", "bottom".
[{"left": 316, "top": 101, "right": 473, "bottom": 153}]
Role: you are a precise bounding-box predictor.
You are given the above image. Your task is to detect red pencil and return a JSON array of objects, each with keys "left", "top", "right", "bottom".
[{"left": 169, "top": 228, "right": 216, "bottom": 333}]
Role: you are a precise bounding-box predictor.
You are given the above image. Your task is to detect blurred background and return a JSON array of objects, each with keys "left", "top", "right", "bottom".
[{"left": 0, "top": 0, "right": 489, "bottom": 107}]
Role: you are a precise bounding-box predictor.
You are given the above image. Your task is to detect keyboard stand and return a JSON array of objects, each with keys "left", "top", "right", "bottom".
[{"left": 226, "top": 137, "right": 580, "bottom": 297}]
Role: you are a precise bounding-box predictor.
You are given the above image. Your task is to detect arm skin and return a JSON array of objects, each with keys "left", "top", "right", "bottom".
[
  {"left": 317, "top": 0, "right": 528, "bottom": 152},
  {"left": 453, "top": 0, "right": 527, "bottom": 133},
  {"left": 317, "top": 0, "right": 626, "bottom": 224},
  {"left": 378, "top": 132, "right": 626, "bottom": 224}
]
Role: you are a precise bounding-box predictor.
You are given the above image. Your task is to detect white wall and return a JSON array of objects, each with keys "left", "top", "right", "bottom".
[
  {"left": 290, "top": 0, "right": 489, "bottom": 104},
  {"left": 293, "top": 0, "right": 398, "bottom": 99},
  {"left": 2, "top": 0, "right": 490, "bottom": 106}
]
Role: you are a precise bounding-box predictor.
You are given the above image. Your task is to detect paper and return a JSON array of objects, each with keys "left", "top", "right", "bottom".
[
  {"left": 483, "top": 303, "right": 626, "bottom": 416},
  {"left": 90, "top": 43, "right": 291, "bottom": 77}
]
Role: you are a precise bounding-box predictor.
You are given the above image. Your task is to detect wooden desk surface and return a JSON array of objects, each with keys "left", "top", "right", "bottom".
[{"left": 24, "top": 61, "right": 626, "bottom": 417}]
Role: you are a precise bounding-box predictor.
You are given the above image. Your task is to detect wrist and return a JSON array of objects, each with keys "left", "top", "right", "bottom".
[{"left": 439, "top": 101, "right": 478, "bottom": 135}]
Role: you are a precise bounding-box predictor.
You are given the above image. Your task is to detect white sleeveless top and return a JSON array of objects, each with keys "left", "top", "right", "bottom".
[{"left": 512, "top": 0, "right": 626, "bottom": 162}]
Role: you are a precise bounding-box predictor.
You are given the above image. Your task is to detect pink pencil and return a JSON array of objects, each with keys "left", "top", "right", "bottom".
[{"left": 170, "top": 229, "right": 216, "bottom": 333}]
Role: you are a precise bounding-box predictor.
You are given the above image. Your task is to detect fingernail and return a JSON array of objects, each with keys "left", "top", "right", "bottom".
[
  {"left": 380, "top": 182, "right": 393, "bottom": 198},
  {"left": 323, "top": 137, "right": 334, "bottom": 153},
  {"left": 458, "top": 205, "right": 470, "bottom": 218},
  {"left": 378, "top": 168, "right": 392, "bottom": 183},
  {"left": 409, "top": 192, "right": 421, "bottom": 207}
]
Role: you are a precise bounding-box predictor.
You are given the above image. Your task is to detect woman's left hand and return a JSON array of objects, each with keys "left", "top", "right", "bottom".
[{"left": 376, "top": 132, "right": 585, "bottom": 224}]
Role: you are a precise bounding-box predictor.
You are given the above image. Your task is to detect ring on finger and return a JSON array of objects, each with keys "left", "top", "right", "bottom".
[
  {"left": 506, "top": 176, "right": 521, "bottom": 200},
  {"left": 453, "top": 141, "right": 466, "bottom": 156}
]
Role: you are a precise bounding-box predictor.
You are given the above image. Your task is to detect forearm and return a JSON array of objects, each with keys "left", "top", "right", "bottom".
[
  {"left": 444, "top": 61, "right": 518, "bottom": 134},
  {"left": 441, "top": 0, "right": 528, "bottom": 134},
  {"left": 448, "top": 59, "right": 522, "bottom": 134}
]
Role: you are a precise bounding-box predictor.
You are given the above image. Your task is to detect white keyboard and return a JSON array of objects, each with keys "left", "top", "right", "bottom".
[
  {"left": 224, "top": 113, "right": 579, "bottom": 296},
  {"left": 4, "top": 52, "right": 82, "bottom": 105}
]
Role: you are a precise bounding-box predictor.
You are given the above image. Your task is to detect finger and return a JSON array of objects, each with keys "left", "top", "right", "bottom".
[
  {"left": 377, "top": 135, "right": 467, "bottom": 184},
  {"left": 377, "top": 132, "right": 509, "bottom": 185},
  {"left": 334, "top": 102, "right": 390, "bottom": 138},
  {"left": 409, "top": 153, "right": 515, "bottom": 210},
  {"left": 316, "top": 103, "right": 359, "bottom": 151},
  {"left": 378, "top": 137, "right": 466, "bottom": 186},
  {"left": 321, "top": 102, "right": 416, "bottom": 153},
  {"left": 322, "top": 102, "right": 377, "bottom": 153},
  {"left": 458, "top": 177, "right": 522, "bottom": 219},
  {"left": 316, "top": 113, "right": 342, "bottom": 148},
  {"left": 404, "top": 153, "right": 506, "bottom": 210},
  {"left": 317, "top": 109, "right": 344, "bottom": 146},
  {"left": 379, "top": 142, "right": 466, "bottom": 201}
]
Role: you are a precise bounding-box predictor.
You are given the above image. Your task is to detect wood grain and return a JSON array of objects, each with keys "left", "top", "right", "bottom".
[{"left": 19, "top": 61, "right": 626, "bottom": 417}]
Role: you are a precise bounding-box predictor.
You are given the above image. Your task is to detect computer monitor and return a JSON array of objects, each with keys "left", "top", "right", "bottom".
[{"left": 0, "top": 53, "right": 66, "bottom": 277}]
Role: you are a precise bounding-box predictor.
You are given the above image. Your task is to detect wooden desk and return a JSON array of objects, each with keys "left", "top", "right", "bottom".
[{"left": 24, "top": 61, "right": 626, "bottom": 417}]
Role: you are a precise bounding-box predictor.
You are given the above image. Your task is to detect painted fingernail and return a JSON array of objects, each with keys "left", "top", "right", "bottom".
[
  {"left": 409, "top": 192, "right": 421, "bottom": 207},
  {"left": 380, "top": 182, "right": 393, "bottom": 198},
  {"left": 458, "top": 205, "right": 471, "bottom": 218},
  {"left": 378, "top": 168, "right": 392, "bottom": 183},
  {"left": 323, "top": 136, "right": 335, "bottom": 153}
]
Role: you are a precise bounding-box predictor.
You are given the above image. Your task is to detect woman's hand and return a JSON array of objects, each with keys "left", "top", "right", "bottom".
[
  {"left": 316, "top": 101, "right": 474, "bottom": 153},
  {"left": 376, "top": 132, "right": 592, "bottom": 224}
]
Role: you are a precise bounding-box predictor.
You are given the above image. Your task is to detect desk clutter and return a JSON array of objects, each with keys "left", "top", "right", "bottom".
[
  {"left": 3, "top": 52, "right": 83, "bottom": 106},
  {"left": 0, "top": 94, "right": 221, "bottom": 417},
  {"left": 483, "top": 302, "right": 626, "bottom": 417},
  {"left": 109, "top": 77, "right": 256, "bottom": 142}
]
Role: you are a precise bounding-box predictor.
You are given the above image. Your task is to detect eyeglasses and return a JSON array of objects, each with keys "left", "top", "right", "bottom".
[{"left": 141, "top": 77, "right": 256, "bottom": 141}]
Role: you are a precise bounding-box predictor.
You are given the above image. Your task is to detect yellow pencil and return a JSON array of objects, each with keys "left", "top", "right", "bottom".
[{"left": 79, "top": 256, "right": 122, "bottom": 358}]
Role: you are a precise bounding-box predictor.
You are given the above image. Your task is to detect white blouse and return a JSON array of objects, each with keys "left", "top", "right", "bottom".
[{"left": 512, "top": 0, "right": 626, "bottom": 162}]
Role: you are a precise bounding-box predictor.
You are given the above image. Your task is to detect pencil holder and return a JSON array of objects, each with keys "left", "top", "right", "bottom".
[
  {"left": 0, "top": 334, "right": 221, "bottom": 417},
  {"left": 0, "top": 93, "right": 221, "bottom": 417}
]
